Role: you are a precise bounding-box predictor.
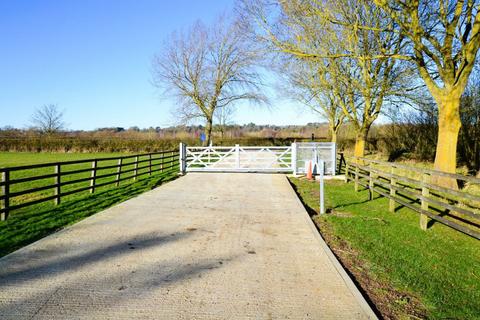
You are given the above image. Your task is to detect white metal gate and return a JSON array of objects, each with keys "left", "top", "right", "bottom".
[
  {"left": 179, "top": 142, "right": 337, "bottom": 175},
  {"left": 183, "top": 144, "right": 293, "bottom": 173}
]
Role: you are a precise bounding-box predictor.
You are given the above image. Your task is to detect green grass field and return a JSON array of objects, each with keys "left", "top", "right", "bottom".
[
  {"left": 0, "top": 152, "right": 125, "bottom": 167},
  {"left": 289, "top": 177, "right": 480, "bottom": 319},
  {"left": 0, "top": 152, "right": 178, "bottom": 257}
]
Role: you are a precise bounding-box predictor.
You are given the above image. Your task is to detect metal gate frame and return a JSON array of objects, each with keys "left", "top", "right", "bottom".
[
  {"left": 179, "top": 142, "right": 336, "bottom": 175},
  {"left": 181, "top": 144, "right": 293, "bottom": 173}
]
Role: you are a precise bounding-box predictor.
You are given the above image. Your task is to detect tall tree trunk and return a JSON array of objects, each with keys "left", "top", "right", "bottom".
[
  {"left": 204, "top": 118, "right": 213, "bottom": 147},
  {"left": 353, "top": 128, "right": 368, "bottom": 159},
  {"left": 433, "top": 91, "right": 462, "bottom": 188}
]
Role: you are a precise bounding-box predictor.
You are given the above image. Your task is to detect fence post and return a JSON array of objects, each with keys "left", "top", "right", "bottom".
[
  {"left": 90, "top": 160, "right": 97, "bottom": 193},
  {"left": 149, "top": 154, "right": 152, "bottom": 176},
  {"left": 389, "top": 166, "right": 396, "bottom": 213},
  {"left": 354, "top": 165, "right": 359, "bottom": 192},
  {"left": 420, "top": 173, "right": 430, "bottom": 230},
  {"left": 344, "top": 162, "right": 349, "bottom": 183},
  {"left": 319, "top": 160, "right": 325, "bottom": 214},
  {"left": 1, "top": 170, "right": 10, "bottom": 221},
  {"left": 337, "top": 152, "right": 343, "bottom": 175},
  {"left": 116, "top": 158, "right": 122, "bottom": 187},
  {"left": 179, "top": 143, "right": 186, "bottom": 174},
  {"left": 369, "top": 170, "right": 374, "bottom": 200},
  {"left": 133, "top": 156, "right": 139, "bottom": 181},
  {"left": 235, "top": 144, "right": 240, "bottom": 169},
  {"left": 54, "top": 164, "right": 61, "bottom": 205},
  {"left": 291, "top": 142, "right": 297, "bottom": 176},
  {"left": 160, "top": 153, "right": 164, "bottom": 173}
]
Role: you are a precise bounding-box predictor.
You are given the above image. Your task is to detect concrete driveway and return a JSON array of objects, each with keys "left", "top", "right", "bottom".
[{"left": 0, "top": 173, "right": 376, "bottom": 319}]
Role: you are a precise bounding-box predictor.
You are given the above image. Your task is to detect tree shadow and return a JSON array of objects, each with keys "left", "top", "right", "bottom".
[
  {"left": 0, "top": 231, "right": 193, "bottom": 287},
  {"left": 0, "top": 228, "right": 241, "bottom": 317},
  {"left": 334, "top": 189, "right": 382, "bottom": 209},
  {"left": 391, "top": 197, "right": 420, "bottom": 213},
  {"left": 334, "top": 199, "right": 371, "bottom": 209},
  {"left": 425, "top": 209, "right": 480, "bottom": 229},
  {"left": 0, "top": 173, "right": 178, "bottom": 257}
]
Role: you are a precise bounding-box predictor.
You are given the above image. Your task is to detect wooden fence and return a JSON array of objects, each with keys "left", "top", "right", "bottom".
[
  {"left": 0, "top": 150, "right": 179, "bottom": 221},
  {"left": 344, "top": 157, "right": 480, "bottom": 240}
]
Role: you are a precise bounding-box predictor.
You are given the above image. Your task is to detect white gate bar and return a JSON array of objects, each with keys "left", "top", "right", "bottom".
[
  {"left": 235, "top": 144, "right": 240, "bottom": 168},
  {"left": 292, "top": 142, "right": 297, "bottom": 176}
]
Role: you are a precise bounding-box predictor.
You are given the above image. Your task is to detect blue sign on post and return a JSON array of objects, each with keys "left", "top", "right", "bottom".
[{"left": 200, "top": 133, "right": 206, "bottom": 143}]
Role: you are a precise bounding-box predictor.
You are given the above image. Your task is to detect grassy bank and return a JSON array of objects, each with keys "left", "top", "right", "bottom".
[
  {"left": 0, "top": 152, "right": 178, "bottom": 257},
  {"left": 289, "top": 177, "right": 480, "bottom": 319}
]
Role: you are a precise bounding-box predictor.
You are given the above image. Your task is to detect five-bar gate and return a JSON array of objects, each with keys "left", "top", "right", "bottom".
[{"left": 179, "top": 142, "right": 336, "bottom": 175}]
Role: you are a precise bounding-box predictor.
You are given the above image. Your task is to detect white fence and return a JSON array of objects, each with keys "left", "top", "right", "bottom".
[{"left": 179, "top": 142, "right": 336, "bottom": 175}]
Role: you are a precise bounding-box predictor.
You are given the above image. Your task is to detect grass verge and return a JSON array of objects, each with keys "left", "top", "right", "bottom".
[{"left": 289, "top": 177, "right": 480, "bottom": 320}]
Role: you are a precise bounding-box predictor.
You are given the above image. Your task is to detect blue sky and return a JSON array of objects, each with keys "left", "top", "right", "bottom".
[{"left": 0, "top": 0, "right": 316, "bottom": 130}]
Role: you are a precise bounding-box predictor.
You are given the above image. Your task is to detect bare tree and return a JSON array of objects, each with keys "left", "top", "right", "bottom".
[
  {"left": 30, "top": 104, "right": 65, "bottom": 134},
  {"left": 214, "top": 105, "right": 236, "bottom": 139},
  {"left": 152, "top": 17, "right": 267, "bottom": 146},
  {"left": 240, "top": 0, "right": 417, "bottom": 158},
  {"left": 279, "top": 59, "right": 346, "bottom": 142}
]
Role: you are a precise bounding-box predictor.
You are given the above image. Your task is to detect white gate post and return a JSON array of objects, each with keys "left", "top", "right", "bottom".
[
  {"left": 319, "top": 160, "right": 325, "bottom": 214},
  {"left": 331, "top": 142, "right": 337, "bottom": 175},
  {"left": 235, "top": 144, "right": 240, "bottom": 169},
  {"left": 179, "top": 142, "right": 186, "bottom": 175},
  {"left": 291, "top": 142, "right": 297, "bottom": 176}
]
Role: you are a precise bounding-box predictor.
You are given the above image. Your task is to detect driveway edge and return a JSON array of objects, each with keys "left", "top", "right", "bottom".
[{"left": 284, "top": 176, "right": 378, "bottom": 320}]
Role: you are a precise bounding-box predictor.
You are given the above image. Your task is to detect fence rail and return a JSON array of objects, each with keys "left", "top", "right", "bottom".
[
  {"left": 0, "top": 150, "right": 179, "bottom": 220},
  {"left": 344, "top": 157, "right": 480, "bottom": 240}
]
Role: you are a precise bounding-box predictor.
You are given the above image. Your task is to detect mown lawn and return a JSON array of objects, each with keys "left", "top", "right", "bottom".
[
  {"left": 0, "top": 152, "right": 178, "bottom": 257},
  {"left": 289, "top": 177, "right": 480, "bottom": 320},
  {"left": 0, "top": 152, "right": 125, "bottom": 167}
]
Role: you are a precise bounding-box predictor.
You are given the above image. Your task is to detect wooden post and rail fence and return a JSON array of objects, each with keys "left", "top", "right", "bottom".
[
  {"left": 2, "top": 146, "right": 479, "bottom": 241},
  {"left": 340, "top": 155, "right": 480, "bottom": 240},
  {"left": 0, "top": 150, "right": 179, "bottom": 221}
]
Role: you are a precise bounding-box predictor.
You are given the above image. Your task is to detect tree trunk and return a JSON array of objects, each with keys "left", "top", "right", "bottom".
[
  {"left": 353, "top": 129, "right": 368, "bottom": 159},
  {"left": 433, "top": 91, "right": 462, "bottom": 188},
  {"left": 204, "top": 118, "right": 213, "bottom": 147},
  {"left": 329, "top": 126, "right": 337, "bottom": 143}
]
